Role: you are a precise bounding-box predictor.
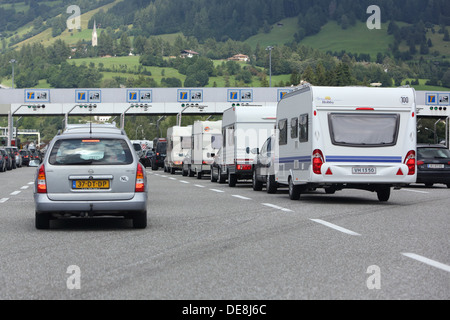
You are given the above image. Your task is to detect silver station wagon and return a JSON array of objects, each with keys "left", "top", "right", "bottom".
[{"left": 34, "top": 124, "right": 148, "bottom": 229}]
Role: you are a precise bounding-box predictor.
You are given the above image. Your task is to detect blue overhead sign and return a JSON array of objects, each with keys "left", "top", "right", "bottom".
[
  {"left": 177, "top": 89, "right": 203, "bottom": 102},
  {"left": 76, "top": 90, "right": 101, "bottom": 103},
  {"left": 127, "top": 89, "right": 152, "bottom": 103},
  {"left": 227, "top": 89, "right": 253, "bottom": 102},
  {"left": 25, "top": 89, "right": 50, "bottom": 103}
]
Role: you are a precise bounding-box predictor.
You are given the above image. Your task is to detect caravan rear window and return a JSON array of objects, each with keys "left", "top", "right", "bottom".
[{"left": 328, "top": 113, "right": 399, "bottom": 147}]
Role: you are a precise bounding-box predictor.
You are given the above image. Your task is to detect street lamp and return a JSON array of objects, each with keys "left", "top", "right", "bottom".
[
  {"left": 9, "top": 59, "right": 17, "bottom": 89},
  {"left": 266, "top": 46, "right": 273, "bottom": 87}
]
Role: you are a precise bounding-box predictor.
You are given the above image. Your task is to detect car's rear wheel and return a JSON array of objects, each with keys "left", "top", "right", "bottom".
[
  {"left": 252, "top": 170, "right": 263, "bottom": 191},
  {"left": 218, "top": 167, "right": 226, "bottom": 184},
  {"left": 35, "top": 212, "right": 50, "bottom": 229},
  {"left": 210, "top": 167, "right": 218, "bottom": 182},
  {"left": 288, "top": 178, "right": 301, "bottom": 200},
  {"left": 377, "top": 187, "right": 390, "bottom": 202},
  {"left": 228, "top": 171, "right": 237, "bottom": 187},
  {"left": 132, "top": 211, "right": 147, "bottom": 229},
  {"left": 266, "top": 174, "right": 277, "bottom": 194}
]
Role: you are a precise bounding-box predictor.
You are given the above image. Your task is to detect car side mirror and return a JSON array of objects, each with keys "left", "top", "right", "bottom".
[{"left": 250, "top": 148, "right": 259, "bottom": 154}]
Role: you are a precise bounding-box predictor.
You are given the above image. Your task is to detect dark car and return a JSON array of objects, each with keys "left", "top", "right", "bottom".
[
  {"left": 20, "top": 149, "right": 31, "bottom": 166},
  {"left": 141, "top": 149, "right": 155, "bottom": 168},
  {"left": 0, "top": 148, "right": 8, "bottom": 172},
  {"left": 30, "top": 150, "right": 42, "bottom": 163},
  {"left": 151, "top": 138, "right": 167, "bottom": 170},
  {"left": 4, "top": 147, "right": 17, "bottom": 169},
  {"left": 416, "top": 144, "right": 450, "bottom": 188}
]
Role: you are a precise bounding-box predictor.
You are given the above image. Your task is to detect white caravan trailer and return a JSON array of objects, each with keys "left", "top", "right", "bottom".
[
  {"left": 222, "top": 105, "right": 277, "bottom": 187},
  {"left": 190, "top": 120, "right": 222, "bottom": 179},
  {"left": 165, "top": 125, "right": 192, "bottom": 174},
  {"left": 275, "top": 85, "right": 417, "bottom": 201}
]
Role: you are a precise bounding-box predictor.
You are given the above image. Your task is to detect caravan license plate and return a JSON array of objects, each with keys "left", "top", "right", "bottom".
[
  {"left": 72, "top": 180, "right": 109, "bottom": 189},
  {"left": 352, "top": 167, "right": 376, "bottom": 174}
]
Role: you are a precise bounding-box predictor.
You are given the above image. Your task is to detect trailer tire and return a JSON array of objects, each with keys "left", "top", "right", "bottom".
[
  {"left": 252, "top": 170, "right": 263, "bottom": 191},
  {"left": 211, "top": 167, "right": 218, "bottom": 182},
  {"left": 266, "top": 174, "right": 278, "bottom": 194},
  {"left": 218, "top": 167, "right": 226, "bottom": 184},
  {"left": 377, "top": 187, "right": 390, "bottom": 202},
  {"left": 288, "top": 178, "right": 301, "bottom": 200},
  {"left": 197, "top": 171, "right": 202, "bottom": 179},
  {"left": 228, "top": 171, "right": 237, "bottom": 187},
  {"left": 188, "top": 167, "right": 195, "bottom": 177}
]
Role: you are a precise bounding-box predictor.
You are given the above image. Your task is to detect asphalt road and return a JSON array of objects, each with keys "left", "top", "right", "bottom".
[{"left": 0, "top": 166, "right": 448, "bottom": 300}]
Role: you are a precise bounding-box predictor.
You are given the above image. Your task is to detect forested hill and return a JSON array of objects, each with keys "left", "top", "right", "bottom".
[
  {"left": 90, "top": 0, "right": 450, "bottom": 41},
  {"left": 1, "top": 0, "right": 450, "bottom": 43}
]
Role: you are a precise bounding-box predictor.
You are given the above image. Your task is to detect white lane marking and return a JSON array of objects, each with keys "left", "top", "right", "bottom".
[
  {"left": 0, "top": 198, "right": 9, "bottom": 203},
  {"left": 194, "top": 184, "right": 205, "bottom": 188},
  {"left": 179, "top": 180, "right": 190, "bottom": 184},
  {"left": 402, "top": 253, "right": 450, "bottom": 273},
  {"left": 310, "top": 219, "right": 361, "bottom": 236},
  {"left": 210, "top": 189, "right": 225, "bottom": 193},
  {"left": 232, "top": 195, "right": 252, "bottom": 200},
  {"left": 28, "top": 182, "right": 34, "bottom": 185},
  {"left": 168, "top": 177, "right": 177, "bottom": 180},
  {"left": 261, "top": 203, "right": 293, "bottom": 212},
  {"left": 401, "top": 189, "right": 429, "bottom": 194},
  {"left": 21, "top": 186, "right": 29, "bottom": 190},
  {"left": 10, "top": 191, "right": 21, "bottom": 196}
]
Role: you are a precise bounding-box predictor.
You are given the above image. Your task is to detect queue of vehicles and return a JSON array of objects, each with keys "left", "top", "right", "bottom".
[
  {"left": 17, "top": 84, "right": 448, "bottom": 229},
  {"left": 0, "top": 146, "right": 43, "bottom": 172},
  {"left": 166, "top": 86, "right": 450, "bottom": 201}
]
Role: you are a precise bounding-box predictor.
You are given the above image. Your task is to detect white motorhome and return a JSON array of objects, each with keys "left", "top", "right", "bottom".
[
  {"left": 275, "top": 85, "right": 417, "bottom": 202},
  {"left": 222, "top": 105, "right": 277, "bottom": 187},
  {"left": 190, "top": 120, "right": 222, "bottom": 179},
  {"left": 165, "top": 125, "right": 192, "bottom": 174}
]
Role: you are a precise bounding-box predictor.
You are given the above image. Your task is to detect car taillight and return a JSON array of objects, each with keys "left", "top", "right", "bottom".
[
  {"left": 404, "top": 150, "right": 416, "bottom": 175},
  {"left": 312, "top": 149, "right": 324, "bottom": 174},
  {"left": 135, "top": 163, "right": 145, "bottom": 192},
  {"left": 37, "top": 164, "right": 47, "bottom": 193},
  {"left": 236, "top": 164, "right": 252, "bottom": 170}
]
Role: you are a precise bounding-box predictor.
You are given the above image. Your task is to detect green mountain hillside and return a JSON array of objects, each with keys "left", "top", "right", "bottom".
[{"left": 0, "top": 0, "right": 449, "bottom": 92}]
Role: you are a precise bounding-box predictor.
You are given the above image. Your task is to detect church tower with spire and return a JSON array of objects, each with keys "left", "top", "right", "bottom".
[{"left": 92, "top": 20, "right": 98, "bottom": 47}]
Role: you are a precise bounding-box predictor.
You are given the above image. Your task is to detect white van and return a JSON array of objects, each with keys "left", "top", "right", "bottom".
[
  {"left": 165, "top": 125, "right": 192, "bottom": 174},
  {"left": 222, "top": 105, "right": 277, "bottom": 187},
  {"left": 190, "top": 120, "right": 222, "bottom": 179},
  {"left": 275, "top": 85, "right": 417, "bottom": 201}
]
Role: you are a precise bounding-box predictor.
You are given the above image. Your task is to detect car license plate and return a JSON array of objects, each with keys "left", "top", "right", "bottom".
[
  {"left": 352, "top": 167, "right": 376, "bottom": 174},
  {"left": 427, "top": 164, "right": 444, "bottom": 169},
  {"left": 72, "top": 180, "right": 109, "bottom": 189}
]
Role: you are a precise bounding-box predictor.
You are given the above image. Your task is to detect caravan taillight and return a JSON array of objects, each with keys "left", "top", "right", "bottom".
[
  {"left": 312, "top": 149, "right": 324, "bottom": 174},
  {"left": 135, "top": 163, "right": 145, "bottom": 192},
  {"left": 37, "top": 164, "right": 47, "bottom": 194},
  {"left": 404, "top": 150, "right": 416, "bottom": 175}
]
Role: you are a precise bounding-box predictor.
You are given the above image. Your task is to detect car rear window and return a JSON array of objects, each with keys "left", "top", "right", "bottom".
[
  {"left": 418, "top": 147, "right": 450, "bottom": 159},
  {"left": 328, "top": 113, "right": 399, "bottom": 147},
  {"left": 49, "top": 138, "right": 133, "bottom": 165}
]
